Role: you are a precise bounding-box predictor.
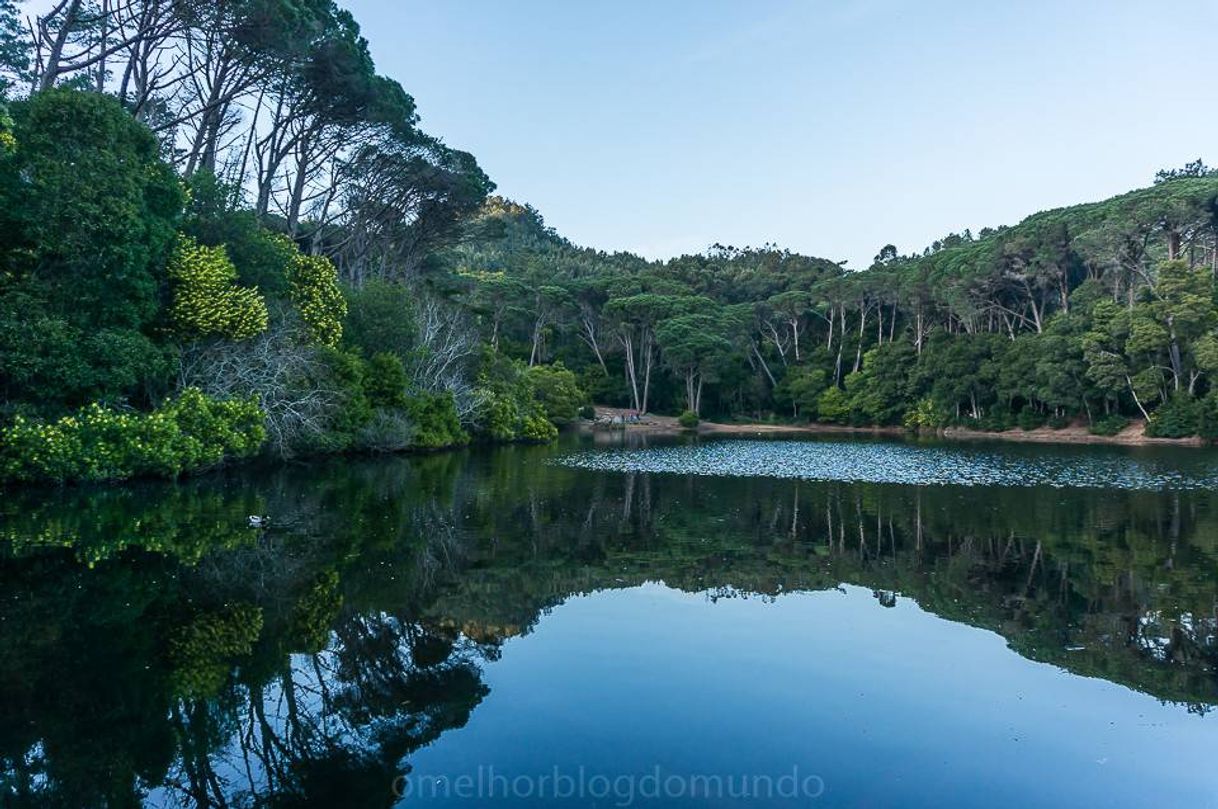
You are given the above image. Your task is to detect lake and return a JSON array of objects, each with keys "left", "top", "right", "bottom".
[{"left": 1, "top": 434, "right": 1215, "bottom": 807}]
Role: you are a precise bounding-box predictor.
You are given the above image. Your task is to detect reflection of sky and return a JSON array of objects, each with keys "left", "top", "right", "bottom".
[
  {"left": 553, "top": 439, "right": 1218, "bottom": 490},
  {"left": 404, "top": 583, "right": 1217, "bottom": 808}
]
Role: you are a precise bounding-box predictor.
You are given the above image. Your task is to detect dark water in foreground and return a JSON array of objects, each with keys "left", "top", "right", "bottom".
[{"left": 1, "top": 434, "right": 1216, "bottom": 807}]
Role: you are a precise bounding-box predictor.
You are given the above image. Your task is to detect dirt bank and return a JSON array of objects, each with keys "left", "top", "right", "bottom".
[
  {"left": 940, "top": 423, "right": 1204, "bottom": 447},
  {"left": 586, "top": 407, "right": 1207, "bottom": 448}
]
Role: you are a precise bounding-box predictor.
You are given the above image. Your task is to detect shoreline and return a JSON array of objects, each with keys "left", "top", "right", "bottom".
[{"left": 587, "top": 408, "right": 1208, "bottom": 448}]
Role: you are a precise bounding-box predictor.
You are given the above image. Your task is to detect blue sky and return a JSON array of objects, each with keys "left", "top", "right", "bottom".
[{"left": 351, "top": 1, "right": 1215, "bottom": 268}]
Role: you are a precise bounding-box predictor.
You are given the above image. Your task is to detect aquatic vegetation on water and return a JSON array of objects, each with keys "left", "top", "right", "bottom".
[{"left": 552, "top": 439, "right": 1218, "bottom": 490}]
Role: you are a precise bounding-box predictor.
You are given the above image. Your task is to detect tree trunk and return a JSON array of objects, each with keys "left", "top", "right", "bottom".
[
  {"left": 853, "top": 302, "right": 867, "bottom": 374},
  {"left": 640, "top": 337, "right": 653, "bottom": 414},
  {"left": 37, "top": 0, "right": 84, "bottom": 91},
  {"left": 1126, "top": 375, "right": 1152, "bottom": 421}
]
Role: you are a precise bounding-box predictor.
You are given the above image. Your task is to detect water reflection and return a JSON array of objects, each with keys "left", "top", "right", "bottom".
[{"left": 0, "top": 437, "right": 1215, "bottom": 806}]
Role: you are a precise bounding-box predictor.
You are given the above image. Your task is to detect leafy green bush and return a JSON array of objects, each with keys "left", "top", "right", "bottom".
[
  {"left": 902, "top": 397, "right": 947, "bottom": 430},
  {"left": 474, "top": 353, "right": 559, "bottom": 443},
  {"left": 0, "top": 388, "right": 265, "bottom": 484},
  {"left": 1147, "top": 394, "right": 1199, "bottom": 438},
  {"left": 677, "top": 410, "right": 700, "bottom": 429},
  {"left": 287, "top": 252, "right": 347, "bottom": 348},
  {"left": 1047, "top": 413, "right": 1072, "bottom": 430},
  {"left": 180, "top": 171, "right": 298, "bottom": 298},
  {"left": 1197, "top": 391, "right": 1218, "bottom": 440},
  {"left": 520, "top": 413, "right": 559, "bottom": 442},
  {"left": 775, "top": 365, "right": 828, "bottom": 420},
  {"left": 166, "top": 235, "right": 268, "bottom": 340},
  {"left": 815, "top": 387, "right": 850, "bottom": 424},
  {"left": 844, "top": 344, "right": 915, "bottom": 425},
  {"left": 526, "top": 362, "right": 585, "bottom": 423},
  {"left": 0, "top": 90, "right": 185, "bottom": 412},
  {"left": 308, "top": 349, "right": 373, "bottom": 452},
  {"left": 405, "top": 391, "right": 468, "bottom": 449},
  {"left": 363, "top": 352, "right": 409, "bottom": 409},
  {"left": 1088, "top": 414, "right": 1130, "bottom": 436},
  {"left": 578, "top": 405, "right": 596, "bottom": 420}
]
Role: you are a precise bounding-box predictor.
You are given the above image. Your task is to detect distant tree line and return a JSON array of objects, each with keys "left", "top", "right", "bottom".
[{"left": 453, "top": 169, "right": 1218, "bottom": 437}]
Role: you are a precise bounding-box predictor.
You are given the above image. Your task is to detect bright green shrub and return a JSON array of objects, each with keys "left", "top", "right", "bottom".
[
  {"left": 288, "top": 252, "right": 346, "bottom": 348},
  {"left": 520, "top": 413, "right": 559, "bottom": 442},
  {"left": 902, "top": 397, "right": 947, "bottom": 430},
  {"left": 405, "top": 391, "right": 468, "bottom": 448},
  {"left": 180, "top": 172, "right": 297, "bottom": 298},
  {"left": 526, "top": 362, "right": 585, "bottom": 423},
  {"left": 475, "top": 384, "right": 557, "bottom": 443},
  {"left": 815, "top": 387, "right": 851, "bottom": 424},
  {"left": 473, "top": 352, "right": 560, "bottom": 443},
  {"left": 167, "top": 235, "right": 268, "bottom": 340},
  {"left": 478, "top": 388, "right": 523, "bottom": 442},
  {"left": 677, "top": 410, "right": 700, "bottom": 429},
  {"left": 0, "top": 388, "right": 265, "bottom": 484}
]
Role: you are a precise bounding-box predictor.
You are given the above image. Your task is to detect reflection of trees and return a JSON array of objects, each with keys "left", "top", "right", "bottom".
[
  {"left": 0, "top": 454, "right": 487, "bottom": 807},
  {"left": 1, "top": 443, "right": 1217, "bottom": 805},
  {"left": 159, "top": 616, "right": 487, "bottom": 808},
  {"left": 434, "top": 464, "right": 1218, "bottom": 712}
]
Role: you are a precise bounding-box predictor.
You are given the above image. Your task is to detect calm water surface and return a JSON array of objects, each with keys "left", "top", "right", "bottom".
[{"left": 1, "top": 434, "right": 1216, "bottom": 807}]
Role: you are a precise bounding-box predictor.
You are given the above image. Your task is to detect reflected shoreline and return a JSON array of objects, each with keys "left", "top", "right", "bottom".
[{"left": 0, "top": 436, "right": 1215, "bottom": 806}]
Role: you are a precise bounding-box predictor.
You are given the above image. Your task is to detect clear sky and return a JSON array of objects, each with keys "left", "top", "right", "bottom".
[{"left": 337, "top": 3, "right": 1216, "bottom": 267}]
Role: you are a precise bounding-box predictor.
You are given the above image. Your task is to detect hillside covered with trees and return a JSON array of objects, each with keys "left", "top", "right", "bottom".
[
  {"left": 0, "top": 0, "right": 579, "bottom": 483},
  {"left": 2, "top": 1, "right": 1218, "bottom": 485},
  {"left": 451, "top": 171, "right": 1218, "bottom": 437}
]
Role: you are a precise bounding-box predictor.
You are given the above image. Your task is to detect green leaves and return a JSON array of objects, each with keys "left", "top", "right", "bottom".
[
  {"left": 167, "top": 236, "right": 269, "bottom": 341},
  {"left": 0, "top": 388, "right": 266, "bottom": 484},
  {"left": 287, "top": 251, "right": 346, "bottom": 348},
  {"left": 0, "top": 91, "right": 185, "bottom": 413}
]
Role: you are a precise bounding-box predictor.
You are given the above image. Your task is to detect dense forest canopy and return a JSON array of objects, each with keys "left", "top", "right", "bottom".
[
  {"left": 1, "top": 0, "right": 1218, "bottom": 484},
  {"left": 448, "top": 172, "right": 1218, "bottom": 434}
]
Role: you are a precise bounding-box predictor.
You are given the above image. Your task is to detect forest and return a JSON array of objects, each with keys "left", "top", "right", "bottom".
[
  {"left": 460, "top": 174, "right": 1218, "bottom": 437},
  {"left": 3, "top": 0, "right": 1218, "bottom": 484}
]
